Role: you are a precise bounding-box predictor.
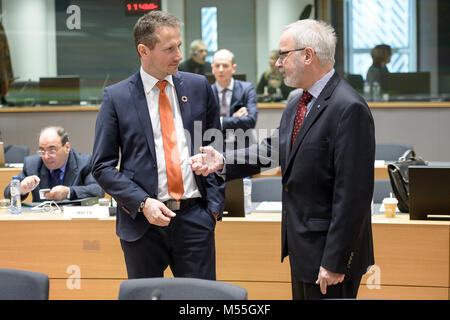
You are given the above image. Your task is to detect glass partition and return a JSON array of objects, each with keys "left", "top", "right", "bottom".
[{"left": 0, "top": 0, "right": 449, "bottom": 108}]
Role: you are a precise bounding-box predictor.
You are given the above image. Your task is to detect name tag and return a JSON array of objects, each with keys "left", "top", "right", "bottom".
[{"left": 63, "top": 206, "right": 109, "bottom": 220}]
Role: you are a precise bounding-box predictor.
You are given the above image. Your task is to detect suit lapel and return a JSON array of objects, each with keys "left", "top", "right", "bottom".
[
  {"left": 173, "top": 73, "right": 192, "bottom": 130},
  {"left": 286, "top": 73, "right": 341, "bottom": 169},
  {"left": 39, "top": 161, "right": 51, "bottom": 188},
  {"left": 211, "top": 83, "right": 220, "bottom": 110},
  {"left": 230, "top": 80, "right": 242, "bottom": 114},
  {"left": 129, "top": 72, "right": 157, "bottom": 164}
]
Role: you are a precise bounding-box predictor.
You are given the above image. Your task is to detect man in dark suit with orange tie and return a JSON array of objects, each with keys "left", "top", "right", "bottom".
[
  {"left": 91, "top": 11, "right": 224, "bottom": 280},
  {"left": 190, "top": 19, "right": 375, "bottom": 299}
]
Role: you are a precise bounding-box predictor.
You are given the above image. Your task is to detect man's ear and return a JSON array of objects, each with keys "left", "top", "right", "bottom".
[
  {"left": 65, "top": 142, "right": 71, "bottom": 154},
  {"left": 137, "top": 44, "right": 149, "bottom": 57},
  {"left": 304, "top": 47, "right": 315, "bottom": 65}
]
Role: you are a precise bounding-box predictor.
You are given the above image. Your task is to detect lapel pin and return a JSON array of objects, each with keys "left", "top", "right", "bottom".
[{"left": 181, "top": 96, "right": 188, "bottom": 103}]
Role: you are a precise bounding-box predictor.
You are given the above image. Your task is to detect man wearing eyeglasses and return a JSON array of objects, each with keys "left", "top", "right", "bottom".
[
  {"left": 4, "top": 126, "right": 104, "bottom": 202},
  {"left": 190, "top": 19, "right": 375, "bottom": 299}
]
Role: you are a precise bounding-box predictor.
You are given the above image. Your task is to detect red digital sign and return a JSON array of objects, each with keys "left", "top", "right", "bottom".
[{"left": 125, "top": 1, "right": 161, "bottom": 16}]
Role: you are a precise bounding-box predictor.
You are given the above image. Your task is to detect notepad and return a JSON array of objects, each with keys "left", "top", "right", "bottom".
[{"left": 254, "top": 201, "right": 282, "bottom": 212}]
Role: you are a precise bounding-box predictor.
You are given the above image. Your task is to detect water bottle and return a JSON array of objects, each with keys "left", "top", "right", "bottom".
[
  {"left": 243, "top": 178, "right": 252, "bottom": 215},
  {"left": 10, "top": 176, "right": 21, "bottom": 214},
  {"left": 372, "top": 81, "right": 381, "bottom": 102},
  {"left": 363, "top": 81, "right": 371, "bottom": 101}
]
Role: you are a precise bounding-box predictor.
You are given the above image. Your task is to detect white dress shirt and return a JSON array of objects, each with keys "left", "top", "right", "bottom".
[{"left": 140, "top": 67, "right": 201, "bottom": 201}]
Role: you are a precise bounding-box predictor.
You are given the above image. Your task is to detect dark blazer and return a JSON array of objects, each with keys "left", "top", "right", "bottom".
[
  {"left": 211, "top": 79, "right": 258, "bottom": 132},
  {"left": 91, "top": 71, "right": 225, "bottom": 242},
  {"left": 4, "top": 149, "right": 104, "bottom": 202},
  {"left": 226, "top": 72, "right": 375, "bottom": 283}
]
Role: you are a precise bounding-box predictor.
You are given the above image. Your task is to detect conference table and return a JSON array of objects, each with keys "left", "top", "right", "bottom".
[
  {"left": 1, "top": 165, "right": 449, "bottom": 300},
  {"left": 0, "top": 205, "right": 449, "bottom": 300}
]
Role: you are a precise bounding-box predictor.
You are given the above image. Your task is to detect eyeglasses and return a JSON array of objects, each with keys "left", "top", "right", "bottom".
[
  {"left": 37, "top": 147, "right": 61, "bottom": 156},
  {"left": 277, "top": 48, "right": 306, "bottom": 63}
]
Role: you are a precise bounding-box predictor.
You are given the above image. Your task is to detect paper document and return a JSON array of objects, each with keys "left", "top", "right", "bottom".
[
  {"left": 255, "top": 201, "right": 282, "bottom": 212},
  {"left": 374, "top": 160, "right": 386, "bottom": 167}
]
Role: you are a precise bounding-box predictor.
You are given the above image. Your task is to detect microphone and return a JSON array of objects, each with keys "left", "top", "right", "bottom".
[{"left": 151, "top": 288, "right": 162, "bottom": 300}]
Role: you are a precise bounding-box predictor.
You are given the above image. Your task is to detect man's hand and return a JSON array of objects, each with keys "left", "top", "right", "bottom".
[
  {"left": 45, "top": 186, "right": 70, "bottom": 201},
  {"left": 189, "top": 146, "right": 224, "bottom": 176},
  {"left": 142, "top": 198, "right": 176, "bottom": 227},
  {"left": 232, "top": 107, "right": 248, "bottom": 118},
  {"left": 315, "top": 266, "right": 345, "bottom": 295},
  {"left": 20, "top": 175, "right": 40, "bottom": 195}
]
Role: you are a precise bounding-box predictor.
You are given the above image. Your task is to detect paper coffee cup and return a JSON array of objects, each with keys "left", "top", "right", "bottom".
[
  {"left": 384, "top": 197, "right": 398, "bottom": 218},
  {"left": 98, "top": 198, "right": 110, "bottom": 207}
]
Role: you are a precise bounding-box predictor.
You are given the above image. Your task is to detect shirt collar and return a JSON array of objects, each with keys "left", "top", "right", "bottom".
[
  {"left": 307, "top": 68, "right": 335, "bottom": 99},
  {"left": 50, "top": 158, "right": 67, "bottom": 175},
  {"left": 215, "top": 77, "right": 234, "bottom": 93},
  {"left": 140, "top": 66, "right": 174, "bottom": 94}
]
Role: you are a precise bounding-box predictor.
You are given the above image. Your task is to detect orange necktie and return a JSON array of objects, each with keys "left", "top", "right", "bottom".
[{"left": 156, "top": 80, "right": 184, "bottom": 200}]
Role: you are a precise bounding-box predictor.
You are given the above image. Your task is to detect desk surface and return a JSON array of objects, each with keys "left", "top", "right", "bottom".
[
  {"left": 2, "top": 206, "right": 449, "bottom": 225},
  {"left": 0, "top": 207, "right": 449, "bottom": 300}
]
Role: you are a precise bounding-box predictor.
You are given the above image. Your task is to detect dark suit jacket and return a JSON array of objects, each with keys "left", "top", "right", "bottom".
[
  {"left": 178, "top": 58, "right": 212, "bottom": 75},
  {"left": 226, "top": 72, "right": 375, "bottom": 283},
  {"left": 91, "top": 71, "right": 225, "bottom": 242},
  {"left": 4, "top": 149, "right": 104, "bottom": 202},
  {"left": 211, "top": 79, "right": 258, "bottom": 132}
]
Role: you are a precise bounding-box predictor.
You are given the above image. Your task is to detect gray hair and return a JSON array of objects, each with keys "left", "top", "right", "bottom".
[
  {"left": 133, "top": 10, "right": 183, "bottom": 53},
  {"left": 189, "top": 39, "right": 206, "bottom": 55},
  {"left": 284, "top": 19, "right": 336, "bottom": 65}
]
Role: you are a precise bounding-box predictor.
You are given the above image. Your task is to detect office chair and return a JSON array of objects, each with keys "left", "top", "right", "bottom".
[
  {"left": 345, "top": 74, "right": 364, "bottom": 93},
  {"left": 375, "top": 143, "right": 413, "bottom": 161},
  {"left": 4, "top": 144, "right": 30, "bottom": 163},
  {"left": 251, "top": 177, "right": 282, "bottom": 202},
  {"left": 0, "top": 268, "right": 49, "bottom": 300},
  {"left": 373, "top": 179, "right": 393, "bottom": 204},
  {"left": 118, "top": 277, "right": 248, "bottom": 300}
]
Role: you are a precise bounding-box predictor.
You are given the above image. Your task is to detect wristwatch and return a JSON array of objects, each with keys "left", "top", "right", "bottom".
[{"left": 139, "top": 196, "right": 150, "bottom": 212}]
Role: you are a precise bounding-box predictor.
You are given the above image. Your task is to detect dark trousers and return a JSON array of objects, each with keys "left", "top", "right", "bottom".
[
  {"left": 291, "top": 274, "right": 362, "bottom": 300},
  {"left": 120, "top": 203, "right": 217, "bottom": 280}
]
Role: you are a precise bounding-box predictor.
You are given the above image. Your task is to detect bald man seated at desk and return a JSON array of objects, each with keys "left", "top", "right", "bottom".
[{"left": 3, "top": 126, "right": 104, "bottom": 202}]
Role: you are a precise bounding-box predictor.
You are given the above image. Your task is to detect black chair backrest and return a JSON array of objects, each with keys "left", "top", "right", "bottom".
[
  {"left": 372, "top": 179, "right": 393, "bottom": 203},
  {"left": 375, "top": 143, "right": 413, "bottom": 161},
  {"left": 251, "top": 177, "right": 282, "bottom": 202},
  {"left": 118, "top": 277, "right": 248, "bottom": 300},
  {"left": 4, "top": 145, "right": 30, "bottom": 163},
  {"left": 0, "top": 268, "right": 49, "bottom": 300}
]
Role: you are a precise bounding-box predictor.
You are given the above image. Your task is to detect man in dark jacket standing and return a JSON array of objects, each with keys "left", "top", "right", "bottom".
[{"left": 190, "top": 19, "right": 375, "bottom": 300}]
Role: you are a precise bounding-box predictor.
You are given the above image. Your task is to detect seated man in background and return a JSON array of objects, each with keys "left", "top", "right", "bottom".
[
  {"left": 178, "top": 39, "right": 212, "bottom": 75},
  {"left": 211, "top": 49, "right": 258, "bottom": 149},
  {"left": 4, "top": 126, "right": 104, "bottom": 202}
]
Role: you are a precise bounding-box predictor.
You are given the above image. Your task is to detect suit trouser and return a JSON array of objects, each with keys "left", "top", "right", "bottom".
[
  {"left": 120, "top": 202, "right": 217, "bottom": 280},
  {"left": 291, "top": 274, "right": 362, "bottom": 300}
]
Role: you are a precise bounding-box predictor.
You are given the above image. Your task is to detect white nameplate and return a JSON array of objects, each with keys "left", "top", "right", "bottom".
[{"left": 63, "top": 206, "right": 109, "bottom": 220}]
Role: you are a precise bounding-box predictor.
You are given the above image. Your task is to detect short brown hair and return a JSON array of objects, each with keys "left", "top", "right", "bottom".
[
  {"left": 371, "top": 44, "right": 392, "bottom": 65},
  {"left": 133, "top": 10, "right": 183, "bottom": 55}
]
